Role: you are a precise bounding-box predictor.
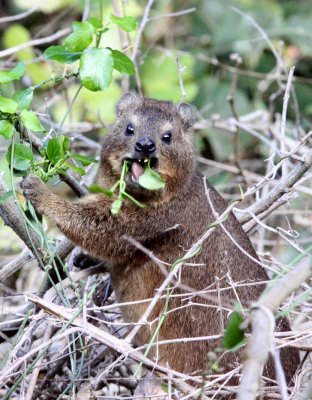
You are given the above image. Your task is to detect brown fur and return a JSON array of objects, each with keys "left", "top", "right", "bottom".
[{"left": 21, "top": 93, "right": 299, "bottom": 386}]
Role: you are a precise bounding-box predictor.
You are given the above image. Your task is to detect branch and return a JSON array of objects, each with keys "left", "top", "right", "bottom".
[
  {"left": 280, "top": 66, "right": 295, "bottom": 177},
  {"left": 236, "top": 150, "right": 312, "bottom": 225},
  {"left": 238, "top": 261, "right": 312, "bottom": 400},
  {"left": 0, "top": 28, "right": 71, "bottom": 58},
  {"left": 148, "top": 8, "right": 196, "bottom": 21},
  {"left": 0, "top": 4, "right": 38, "bottom": 23},
  {"left": 131, "top": 0, "right": 155, "bottom": 61},
  {"left": 176, "top": 56, "right": 186, "bottom": 103},
  {"left": 59, "top": 173, "right": 88, "bottom": 197},
  {"left": 20, "top": 293, "right": 191, "bottom": 381}
]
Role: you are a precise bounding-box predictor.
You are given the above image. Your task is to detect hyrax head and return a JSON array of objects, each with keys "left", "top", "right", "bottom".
[{"left": 100, "top": 93, "right": 196, "bottom": 202}]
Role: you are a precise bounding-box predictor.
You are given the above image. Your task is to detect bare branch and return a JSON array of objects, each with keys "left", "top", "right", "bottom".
[
  {"left": 238, "top": 261, "right": 312, "bottom": 400},
  {"left": 23, "top": 293, "right": 192, "bottom": 381},
  {"left": 0, "top": 28, "right": 71, "bottom": 58},
  {"left": 236, "top": 150, "right": 312, "bottom": 225},
  {"left": 0, "top": 4, "right": 38, "bottom": 23},
  {"left": 131, "top": 0, "right": 155, "bottom": 61},
  {"left": 148, "top": 8, "right": 196, "bottom": 21},
  {"left": 176, "top": 56, "right": 186, "bottom": 103},
  {"left": 280, "top": 66, "right": 295, "bottom": 177}
]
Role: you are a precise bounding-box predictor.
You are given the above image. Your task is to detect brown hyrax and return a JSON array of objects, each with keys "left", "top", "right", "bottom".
[{"left": 21, "top": 93, "right": 299, "bottom": 381}]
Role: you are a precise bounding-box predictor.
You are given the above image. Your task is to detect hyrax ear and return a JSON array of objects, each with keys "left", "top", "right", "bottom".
[
  {"left": 116, "top": 92, "right": 140, "bottom": 117},
  {"left": 177, "top": 103, "right": 195, "bottom": 130}
]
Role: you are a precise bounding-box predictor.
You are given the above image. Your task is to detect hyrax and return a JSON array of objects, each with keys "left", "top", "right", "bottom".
[{"left": 21, "top": 93, "right": 299, "bottom": 380}]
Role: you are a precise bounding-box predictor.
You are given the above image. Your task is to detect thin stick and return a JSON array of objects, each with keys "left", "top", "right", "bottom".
[
  {"left": 0, "top": 4, "right": 39, "bottom": 23},
  {"left": 176, "top": 57, "right": 186, "bottom": 103},
  {"left": 0, "top": 28, "right": 71, "bottom": 58},
  {"left": 131, "top": 0, "right": 155, "bottom": 61},
  {"left": 237, "top": 150, "right": 312, "bottom": 225},
  {"left": 148, "top": 8, "right": 196, "bottom": 21},
  {"left": 280, "top": 66, "right": 295, "bottom": 177}
]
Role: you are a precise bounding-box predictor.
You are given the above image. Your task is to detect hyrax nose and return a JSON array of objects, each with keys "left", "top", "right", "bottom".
[{"left": 135, "top": 137, "right": 156, "bottom": 154}]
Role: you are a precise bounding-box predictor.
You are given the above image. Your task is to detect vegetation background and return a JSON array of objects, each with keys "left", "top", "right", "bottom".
[{"left": 0, "top": 0, "right": 311, "bottom": 399}]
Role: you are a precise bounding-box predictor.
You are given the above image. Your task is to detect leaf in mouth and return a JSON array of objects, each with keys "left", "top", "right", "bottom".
[
  {"left": 138, "top": 160, "right": 165, "bottom": 190},
  {"left": 87, "top": 161, "right": 145, "bottom": 214}
]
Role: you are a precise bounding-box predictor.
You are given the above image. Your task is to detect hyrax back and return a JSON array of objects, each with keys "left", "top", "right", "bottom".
[{"left": 21, "top": 93, "right": 299, "bottom": 382}]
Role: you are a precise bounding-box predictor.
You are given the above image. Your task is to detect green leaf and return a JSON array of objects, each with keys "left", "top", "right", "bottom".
[
  {"left": 64, "top": 21, "right": 94, "bottom": 52},
  {"left": 80, "top": 47, "right": 113, "bottom": 91},
  {"left": 0, "top": 120, "right": 15, "bottom": 139},
  {"left": 111, "top": 198, "right": 122, "bottom": 214},
  {"left": 69, "top": 153, "right": 98, "bottom": 166},
  {"left": 111, "top": 49, "right": 135, "bottom": 75},
  {"left": 12, "top": 88, "right": 33, "bottom": 110},
  {"left": 44, "top": 45, "right": 82, "bottom": 64},
  {"left": 223, "top": 311, "right": 245, "bottom": 350},
  {"left": 46, "top": 135, "right": 70, "bottom": 165},
  {"left": 0, "top": 96, "right": 18, "bottom": 114},
  {"left": 109, "top": 15, "right": 137, "bottom": 32},
  {"left": 138, "top": 161, "right": 165, "bottom": 190},
  {"left": 21, "top": 110, "right": 44, "bottom": 132},
  {"left": 63, "top": 161, "right": 85, "bottom": 175},
  {"left": 87, "top": 184, "right": 114, "bottom": 197},
  {"left": 6, "top": 143, "right": 33, "bottom": 171},
  {"left": 0, "top": 62, "right": 25, "bottom": 84},
  {"left": 87, "top": 17, "right": 103, "bottom": 29},
  {"left": 0, "top": 190, "right": 14, "bottom": 203}
]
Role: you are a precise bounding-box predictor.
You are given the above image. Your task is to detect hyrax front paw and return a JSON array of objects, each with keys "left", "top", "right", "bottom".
[{"left": 20, "top": 175, "right": 48, "bottom": 213}]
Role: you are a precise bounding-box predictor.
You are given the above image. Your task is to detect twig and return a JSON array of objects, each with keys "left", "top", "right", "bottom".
[
  {"left": 24, "top": 293, "right": 192, "bottom": 381},
  {"left": 227, "top": 53, "right": 253, "bottom": 193},
  {"left": 280, "top": 67, "right": 295, "bottom": 177},
  {"left": 148, "top": 8, "right": 196, "bottom": 21},
  {"left": 44, "top": 263, "right": 107, "bottom": 303},
  {"left": 59, "top": 173, "right": 88, "bottom": 197},
  {"left": 0, "top": 4, "right": 39, "bottom": 23},
  {"left": 236, "top": 150, "right": 312, "bottom": 224},
  {"left": 176, "top": 57, "right": 186, "bottom": 103},
  {"left": 131, "top": 0, "right": 155, "bottom": 61},
  {"left": 81, "top": 0, "right": 90, "bottom": 21},
  {"left": 237, "top": 261, "right": 312, "bottom": 400},
  {"left": 25, "top": 324, "right": 53, "bottom": 400},
  {"left": 231, "top": 6, "right": 301, "bottom": 128},
  {"left": 0, "top": 28, "right": 71, "bottom": 58},
  {"left": 0, "top": 247, "right": 33, "bottom": 282},
  {"left": 0, "top": 327, "right": 81, "bottom": 385}
]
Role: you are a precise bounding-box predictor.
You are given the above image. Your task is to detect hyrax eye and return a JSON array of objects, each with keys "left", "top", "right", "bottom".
[
  {"left": 125, "top": 123, "right": 135, "bottom": 136},
  {"left": 162, "top": 131, "right": 172, "bottom": 144}
]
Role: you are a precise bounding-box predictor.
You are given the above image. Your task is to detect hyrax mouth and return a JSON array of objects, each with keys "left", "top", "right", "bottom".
[{"left": 123, "top": 157, "right": 158, "bottom": 183}]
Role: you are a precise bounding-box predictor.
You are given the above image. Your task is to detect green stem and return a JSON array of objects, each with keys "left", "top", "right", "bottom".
[
  {"left": 97, "top": 0, "right": 104, "bottom": 47},
  {"left": 57, "top": 84, "right": 83, "bottom": 135},
  {"left": 32, "top": 72, "right": 78, "bottom": 90}
]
